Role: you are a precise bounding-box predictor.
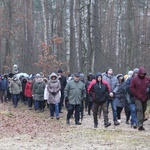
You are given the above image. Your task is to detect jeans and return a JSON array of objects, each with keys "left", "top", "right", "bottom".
[
  {"left": 129, "top": 103, "right": 137, "bottom": 125},
  {"left": 37, "top": 101, "right": 44, "bottom": 111},
  {"left": 34, "top": 100, "right": 38, "bottom": 110},
  {"left": 67, "top": 104, "right": 80, "bottom": 123},
  {"left": 12, "top": 94, "right": 20, "bottom": 107},
  {"left": 107, "top": 98, "right": 117, "bottom": 121},
  {"left": 49, "top": 103, "right": 59, "bottom": 117}
]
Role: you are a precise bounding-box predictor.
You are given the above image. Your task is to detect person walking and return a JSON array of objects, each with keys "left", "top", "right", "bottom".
[
  {"left": 9, "top": 76, "right": 22, "bottom": 108},
  {"left": 47, "top": 73, "right": 61, "bottom": 119},
  {"left": 130, "top": 66, "right": 150, "bottom": 130},
  {"left": 88, "top": 72, "right": 111, "bottom": 128},
  {"left": 64, "top": 72, "right": 86, "bottom": 125},
  {"left": 0, "top": 75, "right": 8, "bottom": 103},
  {"left": 103, "top": 67, "right": 119, "bottom": 125},
  {"left": 32, "top": 74, "right": 45, "bottom": 112},
  {"left": 57, "top": 69, "right": 67, "bottom": 113}
]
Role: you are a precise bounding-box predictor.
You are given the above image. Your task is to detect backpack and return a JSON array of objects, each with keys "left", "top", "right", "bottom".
[{"left": 146, "top": 83, "right": 150, "bottom": 99}]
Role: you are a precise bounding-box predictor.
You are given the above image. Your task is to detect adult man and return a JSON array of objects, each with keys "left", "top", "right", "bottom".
[
  {"left": 124, "top": 68, "right": 139, "bottom": 128},
  {"left": 88, "top": 72, "right": 111, "bottom": 128},
  {"left": 57, "top": 69, "right": 67, "bottom": 113},
  {"left": 0, "top": 75, "right": 8, "bottom": 103},
  {"left": 9, "top": 76, "right": 22, "bottom": 108},
  {"left": 103, "top": 67, "right": 119, "bottom": 125},
  {"left": 64, "top": 72, "right": 86, "bottom": 125},
  {"left": 130, "top": 66, "right": 150, "bottom": 130}
]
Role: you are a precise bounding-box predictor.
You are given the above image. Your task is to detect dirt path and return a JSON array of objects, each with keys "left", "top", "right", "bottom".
[{"left": 0, "top": 102, "right": 150, "bottom": 150}]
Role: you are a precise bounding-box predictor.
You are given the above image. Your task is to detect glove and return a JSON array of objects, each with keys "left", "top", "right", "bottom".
[
  {"left": 65, "top": 97, "right": 69, "bottom": 108},
  {"left": 51, "top": 92, "right": 56, "bottom": 95}
]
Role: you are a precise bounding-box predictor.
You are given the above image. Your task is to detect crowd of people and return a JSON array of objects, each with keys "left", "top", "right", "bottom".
[{"left": 0, "top": 67, "right": 150, "bottom": 131}]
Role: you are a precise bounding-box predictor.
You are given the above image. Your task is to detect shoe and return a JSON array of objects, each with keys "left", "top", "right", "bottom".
[
  {"left": 75, "top": 122, "right": 82, "bottom": 125},
  {"left": 126, "top": 120, "right": 130, "bottom": 124},
  {"left": 29, "top": 107, "right": 32, "bottom": 110},
  {"left": 138, "top": 126, "right": 145, "bottom": 131},
  {"left": 114, "top": 121, "right": 120, "bottom": 126},
  {"left": 56, "top": 117, "right": 60, "bottom": 120},
  {"left": 88, "top": 112, "right": 91, "bottom": 115},
  {"left": 94, "top": 124, "right": 98, "bottom": 128},
  {"left": 117, "top": 119, "right": 121, "bottom": 123},
  {"left": 66, "top": 120, "right": 70, "bottom": 125},
  {"left": 104, "top": 122, "right": 111, "bottom": 128},
  {"left": 59, "top": 111, "right": 63, "bottom": 113},
  {"left": 133, "top": 124, "right": 137, "bottom": 129},
  {"left": 51, "top": 117, "right": 54, "bottom": 119}
]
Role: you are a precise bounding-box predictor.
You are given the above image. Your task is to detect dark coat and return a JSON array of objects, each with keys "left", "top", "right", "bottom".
[
  {"left": 0, "top": 78, "right": 8, "bottom": 91},
  {"left": 89, "top": 73, "right": 109, "bottom": 104},
  {"left": 116, "top": 82, "right": 125, "bottom": 107}
]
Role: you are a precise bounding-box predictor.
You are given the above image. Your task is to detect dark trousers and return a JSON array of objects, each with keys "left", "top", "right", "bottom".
[
  {"left": 0, "top": 90, "right": 6, "bottom": 103},
  {"left": 27, "top": 97, "right": 33, "bottom": 108},
  {"left": 12, "top": 94, "right": 20, "bottom": 107},
  {"left": 93, "top": 101, "right": 108, "bottom": 125},
  {"left": 135, "top": 99, "right": 147, "bottom": 127},
  {"left": 124, "top": 100, "right": 131, "bottom": 122},
  {"left": 59, "top": 91, "right": 64, "bottom": 112},
  {"left": 37, "top": 101, "right": 44, "bottom": 111},
  {"left": 88, "top": 101, "right": 93, "bottom": 115},
  {"left": 67, "top": 104, "right": 80, "bottom": 123},
  {"left": 117, "top": 107, "right": 123, "bottom": 119}
]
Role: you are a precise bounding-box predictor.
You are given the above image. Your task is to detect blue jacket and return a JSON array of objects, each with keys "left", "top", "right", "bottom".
[{"left": 0, "top": 78, "right": 8, "bottom": 90}]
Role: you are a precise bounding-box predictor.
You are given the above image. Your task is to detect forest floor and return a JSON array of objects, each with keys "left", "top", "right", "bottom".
[{"left": 0, "top": 101, "right": 150, "bottom": 150}]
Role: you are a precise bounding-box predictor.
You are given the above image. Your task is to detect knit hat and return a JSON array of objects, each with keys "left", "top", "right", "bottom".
[
  {"left": 58, "top": 69, "right": 63, "bottom": 73},
  {"left": 106, "top": 67, "right": 112, "bottom": 74},
  {"left": 128, "top": 70, "right": 133, "bottom": 76},
  {"left": 133, "top": 68, "right": 139, "bottom": 74}
]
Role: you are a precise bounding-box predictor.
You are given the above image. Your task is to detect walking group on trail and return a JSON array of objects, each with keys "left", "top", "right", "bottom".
[{"left": 0, "top": 66, "right": 150, "bottom": 131}]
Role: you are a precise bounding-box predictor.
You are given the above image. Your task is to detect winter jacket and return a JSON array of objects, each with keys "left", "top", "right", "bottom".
[
  {"left": 102, "top": 74, "right": 119, "bottom": 95},
  {"left": 0, "top": 78, "right": 8, "bottom": 91},
  {"left": 64, "top": 79, "right": 86, "bottom": 105},
  {"left": 25, "top": 81, "right": 32, "bottom": 98},
  {"left": 116, "top": 82, "right": 125, "bottom": 107},
  {"left": 44, "top": 84, "right": 49, "bottom": 100},
  {"left": 88, "top": 72, "right": 109, "bottom": 104},
  {"left": 32, "top": 80, "right": 45, "bottom": 101},
  {"left": 130, "top": 67, "right": 150, "bottom": 101},
  {"left": 47, "top": 73, "right": 61, "bottom": 104},
  {"left": 87, "top": 79, "right": 110, "bottom": 94},
  {"left": 58, "top": 75, "right": 67, "bottom": 93},
  {"left": 9, "top": 79, "right": 22, "bottom": 94}
]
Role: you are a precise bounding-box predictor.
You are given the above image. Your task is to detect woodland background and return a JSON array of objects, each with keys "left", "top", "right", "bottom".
[{"left": 0, "top": 0, "right": 150, "bottom": 76}]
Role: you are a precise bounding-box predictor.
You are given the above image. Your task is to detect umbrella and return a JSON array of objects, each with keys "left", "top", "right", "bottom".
[{"left": 16, "top": 73, "right": 29, "bottom": 78}]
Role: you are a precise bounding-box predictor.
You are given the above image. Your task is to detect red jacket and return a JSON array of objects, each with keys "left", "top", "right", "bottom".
[
  {"left": 25, "top": 81, "right": 32, "bottom": 97},
  {"left": 130, "top": 67, "right": 150, "bottom": 101},
  {"left": 88, "top": 79, "right": 110, "bottom": 94}
]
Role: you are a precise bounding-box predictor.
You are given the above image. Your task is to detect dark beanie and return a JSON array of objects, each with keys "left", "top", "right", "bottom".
[
  {"left": 58, "top": 69, "right": 63, "bottom": 73},
  {"left": 106, "top": 67, "right": 112, "bottom": 74}
]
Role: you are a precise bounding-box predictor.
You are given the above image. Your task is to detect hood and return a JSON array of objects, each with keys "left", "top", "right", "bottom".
[
  {"left": 96, "top": 72, "right": 102, "bottom": 83},
  {"left": 138, "top": 66, "right": 146, "bottom": 76},
  {"left": 49, "top": 72, "right": 58, "bottom": 82}
]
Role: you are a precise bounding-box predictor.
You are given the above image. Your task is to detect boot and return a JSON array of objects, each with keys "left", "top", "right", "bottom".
[{"left": 114, "top": 120, "right": 120, "bottom": 126}]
